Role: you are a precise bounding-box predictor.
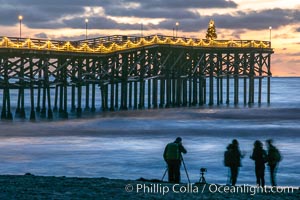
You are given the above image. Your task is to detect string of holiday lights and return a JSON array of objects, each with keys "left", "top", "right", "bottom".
[{"left": 0, "top": 35, "right": 271, "bottom": 54}]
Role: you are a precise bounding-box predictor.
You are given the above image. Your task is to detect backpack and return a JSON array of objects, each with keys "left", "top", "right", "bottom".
[
  {"left": 165, "top": 143, "right": 180, "bottom": 160},
  {"left": 252, "top": 148, "right": 268, "bottom": 164},
  {"left": 268, "top": 147, "right": 282, "bottom": 163},
  {"left": 224, "top": 150, "right": 231, "bottom": 167}
]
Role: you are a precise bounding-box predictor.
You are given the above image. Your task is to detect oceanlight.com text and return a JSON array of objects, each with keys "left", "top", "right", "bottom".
[{"left": 209, "top": 184, "right": 295, "bottom": 196}]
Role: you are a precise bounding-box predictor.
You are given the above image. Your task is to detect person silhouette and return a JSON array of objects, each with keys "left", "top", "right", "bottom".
[
  {"left": 224, "top": 139, "right": 244, "bottom": 186},
  {"left": 163, "top": 137, "right": 187, "bottom": 183},
  {"left": 251, "top": 140, "right": 267, "bottom": 187},
  {"left": 266, "top": 139, "right": 282, "bottom": 186},
  {"left": 224, "top": 143, "right": 233, "bottom": 185}
]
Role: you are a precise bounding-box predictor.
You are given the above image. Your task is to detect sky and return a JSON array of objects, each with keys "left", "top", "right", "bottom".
[{"left": 0, "top": 0, "right": 299, "bottom": 76}]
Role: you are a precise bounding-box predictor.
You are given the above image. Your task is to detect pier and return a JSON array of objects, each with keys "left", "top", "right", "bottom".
[{"left": 0, "top": 35, "right": 273, "bottom": 120}]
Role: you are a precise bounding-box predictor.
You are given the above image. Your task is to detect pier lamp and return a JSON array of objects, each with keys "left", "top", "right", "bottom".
[
  {"left": 18, "top": 15, "right": 23, "bottom": 38},
  {"left": 85, "top": 18, "right": 89, "bottom": 40},
  {"left": 140, "top": 22, "right": 143, "bottom": 37},
  {"left": 175, "top": 22, "right": 179, "bottom": 37},
  {"left": 269, "top": 26, "right": 272, "bottom": 46},
  {"left": 173, "top": 27, "right": 175, "bottom": 38}
]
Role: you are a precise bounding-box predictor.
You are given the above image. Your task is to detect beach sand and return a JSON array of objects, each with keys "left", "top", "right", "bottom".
[{"left": 0, "top": 175, "right": 298, "bottom": 200}]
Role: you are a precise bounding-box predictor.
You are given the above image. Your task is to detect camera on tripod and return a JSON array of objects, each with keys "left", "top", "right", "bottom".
[
  {"left": 200, "top": 168, "right": 207, "bottom": 173},
  {"left": 198, "top": 167, "right": 207, "bottom": 184}
]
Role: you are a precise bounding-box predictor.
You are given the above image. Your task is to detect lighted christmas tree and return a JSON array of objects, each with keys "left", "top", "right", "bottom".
[{"left": 205, "top": 19, "right": 217, "bottom": 40}]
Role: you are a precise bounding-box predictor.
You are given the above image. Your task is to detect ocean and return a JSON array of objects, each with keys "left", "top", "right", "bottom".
[{"left": 0, "top": 77, "right": 299, "bottom": 187}]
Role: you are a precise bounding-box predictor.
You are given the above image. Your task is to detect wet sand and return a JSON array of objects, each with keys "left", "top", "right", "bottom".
[{"left": 0, "top": 175, "right": 298, "bottom": 200}]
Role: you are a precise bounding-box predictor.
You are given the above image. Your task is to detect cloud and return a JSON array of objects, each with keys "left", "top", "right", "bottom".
[
  {"left": 288, "top": 72, "right": 297, "bottom": 75},
  {"left": 104, "top": 0, "right": 237, "bottom": 19},
  {"left": 1, "top": 0, "right": 97, "bottom": 7},
  {"left": 106, "top": 0, "right": 237, "bottom": 9},
  {"left": 209, "top": 9, "right": 300, "bottom": 30},
  {"left": 153, "top": 8, "right": 300, "bottom": 32},
  {"left": 0, "top": 3, "right": 85, "bottom": 27},
  {"left": 34, "top": 32, "right": 48, "bottom": 38},
  {"left": 0, "top": 0, "right": 237, "bottom": 28},
  {"left": 0, "top": 0, "right": 299, "bottom": 34},
  {"left": 143, "top": 0, "right": 238, "bottom": 9},
  {"left": 287, "top": 59, "right": 300, "bottom": 64},
  {"left": 105, "top": 7, "right": 199, "bottom": 19},
  {"left": 154, "top": 18, "right": 206, "bottom": 32},
  {"left": 231, "top": 30, "right": 246, "bottom": 39},
  {"left": 290, "top": 52, "right": 300, "bottom": 56},
  {"left": 63, "top": 16, "right": 140, "bottom": 30}
]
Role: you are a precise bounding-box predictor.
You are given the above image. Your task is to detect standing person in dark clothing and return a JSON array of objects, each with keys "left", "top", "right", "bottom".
[
  {"left": 224, "top": 144, "right": 233, "bottom": 185},
  {"left": 251, "top": 140, "right": 267, "bottom": 187},
  {"left": 163, "top": 137, "right": 187, "bottom": 183},
  {"left": 225, "top": 139, "right": 244, "bottom": 186},
  {"left": 266, "top": 139, "right": 282, "bottom": 186}
]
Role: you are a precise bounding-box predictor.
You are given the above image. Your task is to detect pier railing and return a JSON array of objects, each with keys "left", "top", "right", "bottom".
[{"left": 0, "top": 35, "right": 271, "bottom": 54}]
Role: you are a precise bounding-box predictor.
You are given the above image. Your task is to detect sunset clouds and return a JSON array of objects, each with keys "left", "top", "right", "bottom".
[{"left": 0, "top": 0, "right": 299, "bottom": 76}]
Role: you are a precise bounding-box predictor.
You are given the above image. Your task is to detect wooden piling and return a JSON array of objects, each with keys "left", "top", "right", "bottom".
[
  {"left": 160, "top": 79, "right": 165, "bottom": 108},
  {"left": 71, "top": 60, "right": 76, "bottom": 112},
  {"left": 91, "top": 60, "right": 96, "bottom": 112},
  {"left": 36, "top": 68, "right": 42, "bottom": 112},
  {"left": 85, "top": 58, "right": 90, "bottom": 111},
  {"left": 53, "top": 84, "right": 58, "bottom": 112},
  {"left": 267, "top": 53, "right": 271, "bottom": 104},
  {"left": 77, "top": 59, "right": 83, "bottom": 115},
  {"left": 29, "top": 58, "right": 35, "bottom": 120},
  {"left": 234, "top": 53, "right": 239, "bottom": 105},
  {"left": 258, "top": 53, "right": 263, "bottom": 104}
]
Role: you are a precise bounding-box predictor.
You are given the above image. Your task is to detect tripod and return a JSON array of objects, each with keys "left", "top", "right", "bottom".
[
  {"left": 181, "top": 155, "right": 191, "bottom": 183},
  {"left": 161, "top": 155, "right": 190, "bottom": 183},
  {"left": 161, "top": 168, "right": 168, "bottom": 181},
  {"left": 199, "top": 170, "right": 206, "bottom": 184}
]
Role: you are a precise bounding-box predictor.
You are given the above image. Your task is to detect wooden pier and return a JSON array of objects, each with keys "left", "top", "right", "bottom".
[{"left": 0, "top": 35, "right": 273, "bottom": 120}]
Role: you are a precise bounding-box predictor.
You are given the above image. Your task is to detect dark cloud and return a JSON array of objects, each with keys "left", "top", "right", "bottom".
[
  {"left": 63, "top": 16, "right": 140, "bottom": 30},
  {"left": 104, "top": 0, "right": 237, "bottom": 18},
  {"left": 156, "top": 18, "right": 206, "bottom": 32},
  {"left": 290, "top": 52, "right": 300, "bottom": 56},
  {"left": 0, "top": 0, "right": 236, "bottom": 28},
  {"left": 0, "top": 0, "right": 299, "bottom": 36},
  {"left": 104, "top": 0, "right": 237, "bottom": 9},
  {"left": 153, "top": 8, "right": 300, "bottom": 34},
  {"left": 231, "top": 30, "right": 246, "bottom": 39},
  {"left": 272, "top": 58, "right": 284, "bottom": 63},
  {"left": 0, "top": 0, "right": 97, "bottom": 7},
  {"left": 211, "top": 9, "right": 300, "bottom": 30},
  {"left": 287, "top": 59, "right": 300, "bottom": 64},
  {"left": 34, "top": 32, "right": 48, "bottom": 38},
  {"left": 142, "top": 0, "right": 238, "bottom": 9},
  {"left": 105, "top": 7, "right": 199, "bottom": 19},
  {"left": 0, "top": 2, "right": 85, "bottom": 27}
]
